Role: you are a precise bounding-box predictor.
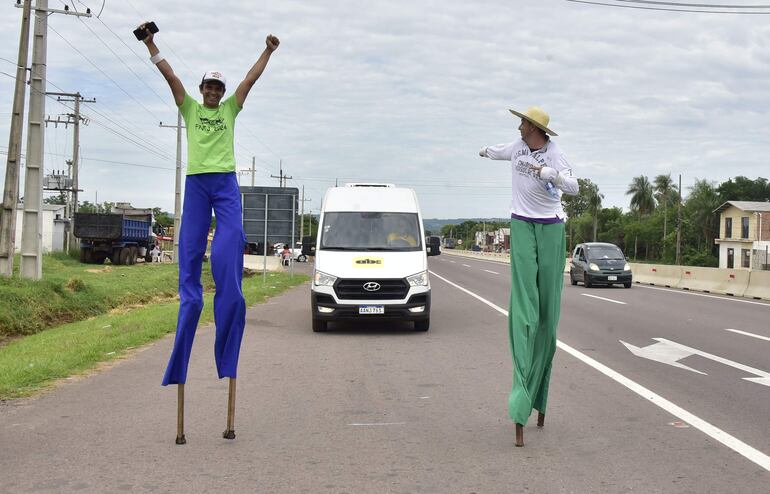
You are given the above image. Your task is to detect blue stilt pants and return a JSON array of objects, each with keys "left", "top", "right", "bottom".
[{"left": 162, "top": 172, "right": 246, "bottom": 386}]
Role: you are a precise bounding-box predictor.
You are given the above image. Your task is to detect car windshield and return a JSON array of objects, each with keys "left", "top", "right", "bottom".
[
  {"left": 586, "top": 246, "right": 625, "bottom": 260},
  {"left": 320, "top": 212, "right": 422, "bottom": 251}
]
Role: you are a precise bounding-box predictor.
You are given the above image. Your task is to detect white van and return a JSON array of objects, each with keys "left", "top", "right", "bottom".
[{"left": 310, "top": 183, "right": 439, "bottom": 332}]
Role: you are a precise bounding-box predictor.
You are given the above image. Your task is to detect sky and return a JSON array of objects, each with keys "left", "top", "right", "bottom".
[{"left": 1, "top": 0, "right": 769, "bottom": 220}]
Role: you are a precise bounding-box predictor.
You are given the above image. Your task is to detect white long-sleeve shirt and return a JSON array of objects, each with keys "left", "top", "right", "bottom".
[{"left": 484, "top": 138, "right": 579, "bottom": 220}]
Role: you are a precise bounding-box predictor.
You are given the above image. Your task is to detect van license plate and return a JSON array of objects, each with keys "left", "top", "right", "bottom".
[
  {"left": 607, "top": 275, "right": 617, "bottom": 281},
  {"left": 359, "top": 305, "right": 384, "bottom": 315}
]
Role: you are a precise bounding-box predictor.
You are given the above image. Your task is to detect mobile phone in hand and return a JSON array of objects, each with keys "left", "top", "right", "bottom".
[{"left": 133, "top": 22, "right": 159, "bottom": 41}]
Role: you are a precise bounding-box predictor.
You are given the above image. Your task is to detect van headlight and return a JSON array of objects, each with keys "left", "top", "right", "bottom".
[
  {"left": 406, "top": 271, "right": 429, "bottom": 287},
  {"left": 314, "top": 270, "right": 337, "bottom": 286},
  {"left": 589, "top": 263, "right": 600, "bottom": 272},
  {"left": 623, "top": 263, "right": 631, "bottom": 271}
]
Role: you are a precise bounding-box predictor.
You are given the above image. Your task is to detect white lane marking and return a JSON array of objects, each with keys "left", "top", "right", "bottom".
[
  {"left": 484, "top": 269, "right": 500, "bottom": 275},
  {"left": 462, "top": 264, "right": 472, "bottom": 268},
  {"left": 348, "top": 422, "right": 406, "bottom": 426},
  {"left": 636, "top": 284, "right": 770, "bottom": 307},
  {"left": 725, "top": 328, "right": 770, "bottom": 342},
  {"left": 581, "top": 293, "right": 626, "bottom": 305},
  {"left": 449, "top": 260, "right": 456, "bottom": 264},
  {"left": 428, "top": 270, "right": 770, "bottom": 473}
]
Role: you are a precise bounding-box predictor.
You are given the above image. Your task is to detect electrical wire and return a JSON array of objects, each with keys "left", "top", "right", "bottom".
[
  {"left": 47, "top": 22, "right": 167, "bottom": 123},
  {"left": 566, "top": 0, "right": 770, "bottom": 13}
]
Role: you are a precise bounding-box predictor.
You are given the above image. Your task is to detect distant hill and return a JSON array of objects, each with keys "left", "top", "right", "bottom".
[{"left": 423, "top": 218, "right": 508, "bottom": 235}]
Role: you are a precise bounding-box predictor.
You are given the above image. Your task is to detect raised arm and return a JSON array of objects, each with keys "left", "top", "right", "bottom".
[
  {"left": 139, "top": 23, "right": 185, "bottom": 107},
  {"left": 235, "top": 35, "right": 280, "bottom": 108}
]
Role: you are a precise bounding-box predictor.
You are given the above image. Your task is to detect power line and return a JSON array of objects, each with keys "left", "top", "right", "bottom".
[
  {"left": 614, "top": 0, "right": 770, "bottom": 8},
  {"left": 0, "top": 69, "right": 177, "bottom": 162},
  {"left": 47, "top": 22, "right": 166, "bottom": 123},
  {"left": 566, "top": 0, "right": 770, "bottom": 13},
  {"left": 74, "top": 16, "right": 172, "bottom": 109}
]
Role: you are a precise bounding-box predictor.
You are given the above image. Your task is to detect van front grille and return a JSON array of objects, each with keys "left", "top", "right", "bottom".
[{"left": 334, "top": 278, "right": 409, "bottom": 300}]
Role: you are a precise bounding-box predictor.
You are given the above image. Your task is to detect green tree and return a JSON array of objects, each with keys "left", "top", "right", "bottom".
[
  {"left": 563, "top": 178, "right": 596, "bottom": 251},
  {"left": 626, "top": 175, "right": 655, "bottom": 259},
  {"left": 717, "top": 176, "right": 770, "bottom": 203},
  {"left": 683, "top": 179, "right": 720, "bottom": 256}
]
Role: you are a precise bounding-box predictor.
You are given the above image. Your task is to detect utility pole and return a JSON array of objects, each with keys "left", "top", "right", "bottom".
[
  {"left": 250, "top": 156, "right": 255, "bottom": 187},
  {"left": 270, "top": 160, "right": 291, "bottom": 188},
  {"left": 17, "top": 0, "right": 92, "bottom": 279},
  {"left": 160, "top": 111, "right": 185, "bottom": 263},
  {"left": 46, "top": 92, "right": 95, "bottom": 254},
  {"left": 0, "top": 0, "right": 32, "bottom": 277},
  {"left": 676, "top": 174, "right": 682, "bottom": 266},
  {"left": 299, "top": 185, "right": 311, "bottom": 240}
]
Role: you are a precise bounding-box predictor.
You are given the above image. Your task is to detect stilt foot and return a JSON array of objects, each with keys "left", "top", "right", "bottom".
[
  {"left": 537, "top": 411, "right": 545, "bottom": 428},
  {"left": 223, "top": 429, "right": 236, "bottom": 440},
  {"left": 515, "top": 423, "right": 524, "bottom": 447},
  {"left": 175, "top": 435, "right": 186, "bottom": 445}
]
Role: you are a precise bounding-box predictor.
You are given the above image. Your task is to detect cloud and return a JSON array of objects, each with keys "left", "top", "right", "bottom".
[{"left": 0, "top": 0, "right": 768, "bottom": 220}]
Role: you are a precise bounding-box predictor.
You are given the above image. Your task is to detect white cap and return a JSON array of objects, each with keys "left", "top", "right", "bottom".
[{"left": 201, "top": 70, "right": 226, "bottom": 88}]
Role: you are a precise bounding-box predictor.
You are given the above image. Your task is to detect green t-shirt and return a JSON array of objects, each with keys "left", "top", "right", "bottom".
[{"left": 179, "top": 92, "right": 242, "bottom": 175}]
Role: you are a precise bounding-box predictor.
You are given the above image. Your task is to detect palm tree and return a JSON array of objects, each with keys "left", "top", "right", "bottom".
[
  {"left": 586, "top": 182, "right": 603, "bottom": 241},
  {"left": 653, "top": 174, "right": 676, "bottom": 255},
  {"left": 626, "top": 176, "right": 655, "bottom": 259}
]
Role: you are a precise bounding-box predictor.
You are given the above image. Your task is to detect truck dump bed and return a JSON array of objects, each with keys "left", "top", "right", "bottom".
[{"left": 74, "top": 213, "right": 151, "bottom": 241}]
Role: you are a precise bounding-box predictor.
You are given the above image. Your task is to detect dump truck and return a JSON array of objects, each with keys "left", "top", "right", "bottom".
[{"left": 74, "top": 211, "right": 155, "bottom": 265}]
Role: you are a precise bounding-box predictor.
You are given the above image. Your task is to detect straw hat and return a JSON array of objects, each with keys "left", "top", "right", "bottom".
[{"left": 509, "top": 106, "right": 557, "bottom": 136}]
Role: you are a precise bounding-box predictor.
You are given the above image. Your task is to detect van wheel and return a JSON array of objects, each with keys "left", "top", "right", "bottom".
[
  {"left": 415, "top": 319, "right": 430, "bottom": 331},
  {"left": 312, "top": 318, "right": 327, "bottom": 332},
  {"left": 584, "top": 273, "right": 593, "bottom": 288},
  {"left": 624, "top": 281, "right": 632, "bottom": 288},
  {"left": 297, "top": 254, "right": 307, "bottom": 262},
  {"left": 570, "top": 271, "right": 577, "bottom": 285}
]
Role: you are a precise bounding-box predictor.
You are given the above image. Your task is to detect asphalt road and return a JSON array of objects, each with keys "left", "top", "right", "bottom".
[{"left": 1, "top": 256, "right": 768, "bottom": 493}]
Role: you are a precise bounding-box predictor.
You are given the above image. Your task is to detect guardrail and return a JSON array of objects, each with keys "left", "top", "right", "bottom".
[{"left": 442, "top": 250, "right": 770, "bottom": 300}]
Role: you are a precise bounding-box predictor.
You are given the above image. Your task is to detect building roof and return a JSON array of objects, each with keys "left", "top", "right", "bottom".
[{"left": 713, "top": 201, "right": 770, "bottom": 214}]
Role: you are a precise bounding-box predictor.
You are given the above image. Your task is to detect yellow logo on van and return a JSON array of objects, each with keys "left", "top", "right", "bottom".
[{"left": 353, "top": 257, "right": 384, "bottom": 267}]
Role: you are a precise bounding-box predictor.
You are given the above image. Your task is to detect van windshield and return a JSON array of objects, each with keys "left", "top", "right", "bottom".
[
  {"left": 320, "top": 212, "right": 422, "bottom": 251},
  {"left": 586, "top": 246, "right": 625, "bottom": 260}
]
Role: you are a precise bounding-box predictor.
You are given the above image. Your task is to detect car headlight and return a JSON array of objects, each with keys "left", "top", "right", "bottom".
[
  {"left": 406, "top": 270, "right": 429, "bottom": 287},
  {"left": 589, "top": 263, "right": 600, "bottom": 272},
  {"left": 314, "top": 270, "right": 337, "bottom": 286},
  {"left": 623, "top": 263, "right": 631, "bottom": 271}
]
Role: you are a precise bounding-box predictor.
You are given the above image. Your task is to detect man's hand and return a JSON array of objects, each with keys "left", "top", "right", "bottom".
[
  {"left": 539, "top": 166, "right": 563, "bottom": 185},
  {"left": 479, "top": 147, "right": 487, "bottom": 157},
  {"left": 137, "top": 22, "right": 155, "bottom": 45},
  {"left": 266, "top": 34, "right": 280, "bottom": 52}
]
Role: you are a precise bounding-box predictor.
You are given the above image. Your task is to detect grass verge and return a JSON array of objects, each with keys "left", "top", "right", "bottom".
[{"left": 0, "top": 270, "right": 308, "bottom": 400}]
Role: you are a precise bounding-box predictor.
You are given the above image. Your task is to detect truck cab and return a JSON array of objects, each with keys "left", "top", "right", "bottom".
[{"left": 310, "top": 183, "right": 438, "bottom": 332}]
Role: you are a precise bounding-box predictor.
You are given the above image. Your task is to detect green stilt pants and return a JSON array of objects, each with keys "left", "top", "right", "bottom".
[{"left": 507, "top": 218, "right": 566, "bottom": 425}]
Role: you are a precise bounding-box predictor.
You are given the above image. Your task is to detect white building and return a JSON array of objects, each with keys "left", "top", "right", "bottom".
[
  {"left": 713, "top": 201, "right": 770, "bottom": 270},
  {"left": 13, "top": 203, "right": 68, "bottom": 253}
]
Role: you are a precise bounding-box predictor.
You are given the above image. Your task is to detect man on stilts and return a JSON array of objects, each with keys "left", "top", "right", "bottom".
[
  {"left": 138, "top": 22, "right": 280, "bottom": 444},
  {"left": 479, "top": 106, "right": 579, "bottom": 447}
]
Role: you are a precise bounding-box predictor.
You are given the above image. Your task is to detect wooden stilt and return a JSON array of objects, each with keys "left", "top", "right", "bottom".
[
  {"left": 515, "top": 423, "right": 524, "bottom": 447},
  {"left": 175, "top": 384, "right": 186, "bottom": 445},
  {"left": 537, "top": 411, "right": 545, "bottom": 428},
  {"left": 223, "top": 378, "right": 236, "bottom": 439}
]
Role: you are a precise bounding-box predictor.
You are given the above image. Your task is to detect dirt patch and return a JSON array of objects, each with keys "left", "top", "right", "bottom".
[{"left": 85, "top": 266, "right": 113, "bottom": 274}]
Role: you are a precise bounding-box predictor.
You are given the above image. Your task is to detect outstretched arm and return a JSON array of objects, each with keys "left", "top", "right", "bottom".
[
  {"left": 139, "top": 23, "right": 185, "bottom": 107},
  {"left": 235, "top": 34, "right": 280, "bottom": 108}
]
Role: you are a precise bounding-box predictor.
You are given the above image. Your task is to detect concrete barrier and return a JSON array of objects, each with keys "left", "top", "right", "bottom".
[
  {"left": 744, "top": 270, "right": 770, "bottom": 300},
  {"left": 630, "top": 263, "right": 682, "bottom": 287},
  {"left": 441, "top": 249, "right": 572, "bottom": 272},
  {"left": 678, "top": 266, "right": 750, "bottom": 297},
  {"left": 243, "top": 254, "right": 281, "bottom": 272}
]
